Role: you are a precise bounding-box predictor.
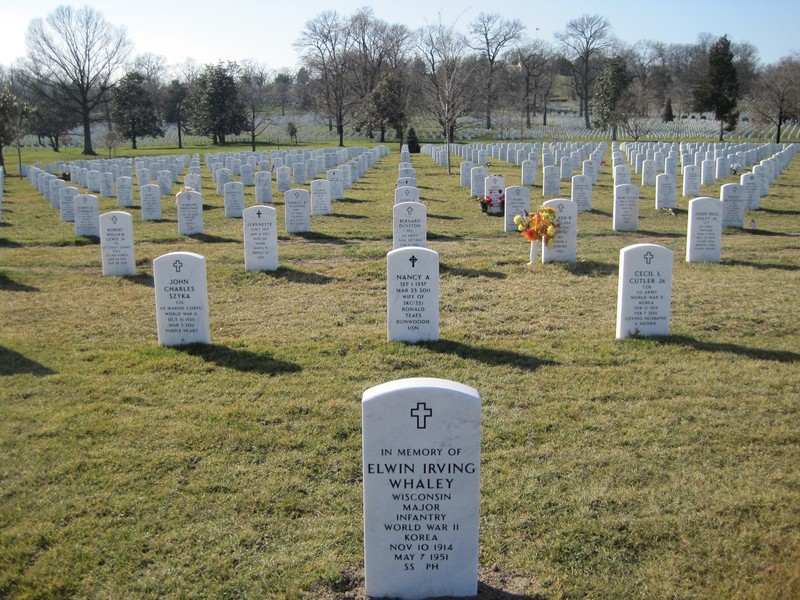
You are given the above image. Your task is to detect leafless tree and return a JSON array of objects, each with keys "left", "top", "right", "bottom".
[
  {"left": 295, "top": 11, "right": 356, "bottom": 146},
  {"left": 468, "top": 13, "right": 525, "bottom": 130},
  {"left": 25, "top": 5, "right": 131, "bottom": 155},
  {"left": 555, "top": 14, "right": 613, "bottom": 129},
  {"left": 750, "top": 56, "right": 800, "bottom": 143},
  {"left": 238, "top": 61, "right": 274, "bottom": 151},
  {"left": 510, "top": 39, "right": 555, "bottom": 129},
  {"left": 416, "top": 19, "right": 481, "bottom": 173}
]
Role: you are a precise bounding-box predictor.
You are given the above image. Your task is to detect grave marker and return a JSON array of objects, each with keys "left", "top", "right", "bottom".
[
  {"left": 393, "top": 202, "right": 427, "bottom": 249},
  {"left": 153, "top": 251, "right": 210, "bottom": 346},
  {"left": 243, "top": 205, "right": 279, "bottom": 271},
  {"left": 504, "top": 185, "right": 530, "bottom": 233},
  {"left": 284, "top": 189, "right": 311, "bottom": 233},
  {"left": 613, "top": 184, "right": 640, "bottom": 232},
  {"left": 686, "top": 197, "right": 722, "bottom": 263},
  {"left": 387, "top": 247, "right": 439, "bottom": 343},
  {"left": 99, "top": 211, "right": 136, "bottom": 276},
  {"left": 74, "top": 194, "right": 100, "bottom": 237},
  {"left": 542, "top": 199, "right": 577, "bottom": 263},
  {"left": 362, "top": 377, "right": 480, "bottom": 599},
  {"left": 176, "top": 189, "right": 204, "bottom": 235},
  {"left": 616, "top": 243, "right": 673, "bottom": 339}
]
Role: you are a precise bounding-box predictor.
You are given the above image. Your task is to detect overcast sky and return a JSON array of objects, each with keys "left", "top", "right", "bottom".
[{"left": 2, "top": 0, "right": 796, "bottom": 72}]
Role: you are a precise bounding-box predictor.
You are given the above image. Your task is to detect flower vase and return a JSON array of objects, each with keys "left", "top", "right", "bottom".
[{"left": 527, "top": 241, "right": 539, "bottom": 266}]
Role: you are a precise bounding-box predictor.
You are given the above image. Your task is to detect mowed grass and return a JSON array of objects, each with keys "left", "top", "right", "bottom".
[{"left": 1, "top": 141, "right": 799, "bottom": 599}]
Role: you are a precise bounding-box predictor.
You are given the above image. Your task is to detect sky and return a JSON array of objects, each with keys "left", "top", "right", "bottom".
[{"left": 1, "top": 0, "right": 797, "bottom": 73}]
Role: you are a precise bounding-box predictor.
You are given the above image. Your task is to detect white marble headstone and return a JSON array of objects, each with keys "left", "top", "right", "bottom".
[
  {"left": 571, "top": 174, "right": 592, "bottom": 212},
  {"left": 686, "top": 197, "right": 722, "bottom": 263},
  {"left": 224, "top": 181, "right": 245, "bottom": 218},
  {"left": 613, "top": 184, "right": 640, "bottom": 232},
  {"left": 74, "top": 194, "right": 100, "bottom": 237},
  {"left": 362, "top": 377, "right": 480, "bottom": 599},
  {"left": 153, "top": 251, "right": 210, "bottom": 346},
  {"left": 284, "top": 189, "right": 311, "bottom": 233},
  {"left": 393, "top": 202, "right": 427, "bottom": 249},
  {"left": 542, "top": 199, "right": 577, "bottom": 263},
  {"left": 99, "top": 211, "right": 136, "bottom": 276},
  {"left": 311, "top": 179, "right": 332, "bottom": 215},
  {"left": 176, "top": 189, "right": 203, "bottom": 235},
  {"left": 616, "top": 243, "right": 673, "bottom": 339},
  {"left": 504, "top": 185, "right": 530, "bottom": 233},
  {"left": 243, "top": 205, "right": 278, "bottom": 271},
  {"left": 387, "top": 247, "right": 439, "bottom": 343}
]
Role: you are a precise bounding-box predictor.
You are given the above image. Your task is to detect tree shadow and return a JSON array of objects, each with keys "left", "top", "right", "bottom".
[
  {"left": 174, "top": 343, "right": 302, "bottom": 375},
  {"left": 293, "top": 231, "right": 349, "bottom": 245},
  {"left": 335, "top": 197, "right": 367, "bottom": 204},
  {"left": 262, "top": 266, "right": 338, "bottom": 284},
  {"left": 428, "top": 233, "right": 464, "bottom": 242},
  {"left": 0, "top": 272, "right": 39, "bottom": 291},
  {"left": 0, "top": 346, "right": 56, "bottom": 376},
  {"left": 419, "top": 339, "right": 556, "bottom": 371},
  {"left": 588, "top": 208, "right": 613, "bottom": 217},
  {"left": 561, "top": 260, "right": 617, "bottom": 277},
  {"left": 632, "top": 229, "right": 685, "bottom": 238},
  {"left": 651, "top": 335, "right": 799, "bottom": 363},
  {"left": 187, "top": 233, "right": 241, "bottom": 244},
  {"left": 757, "top": 207, "right": 800, "bottom": 216},
  {"left": 440, "top": 263, "right": 506, "bottom": 279}
]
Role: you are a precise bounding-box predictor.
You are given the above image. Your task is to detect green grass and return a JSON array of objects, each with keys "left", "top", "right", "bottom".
[{"left": 1, "top": 141, "right": 799, "bottom": 599}]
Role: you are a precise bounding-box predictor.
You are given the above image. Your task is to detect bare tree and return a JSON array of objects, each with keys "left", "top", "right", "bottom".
[
  {"left": 751, "top": 56, "right": 800, "bottom": 143},
  {"left": 510, "top": 39, "right": 555, "bottom": 129},
  {"left": 295, "top": 11, "right": 356, "bottom": 147},
  {"left": 555, "top": 14, "right": 613, "bottom": 129},
  {"left": 25, "top": 5, "right": 131, "bottom": 155},
  {"left": 416, "top": 19, "right": 481, "bottom": 173},
  {"left": 468, "top": 13, "right": 525, "bottom": 130},
  {"left": 238, "top": 61, "right": 273, "bottom": 151}
]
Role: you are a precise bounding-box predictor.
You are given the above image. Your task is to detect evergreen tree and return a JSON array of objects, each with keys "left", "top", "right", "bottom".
[
  {"left": 111, "top": 71, "right": 163, "bottom": 149},
  {"left": 693, "top": 35, "right": 739, "bottom": 141},
  {"left": 184, "top": 63, "right": 247, "bottom": 146},
  {"left": 662, "top": 97, "right": 674, "bottom": 122},
  {"left": 593, "top": 56, "right": 633, "bottom": 141}
]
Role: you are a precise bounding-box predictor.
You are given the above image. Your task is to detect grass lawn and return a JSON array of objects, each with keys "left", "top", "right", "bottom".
[{"left": 1, "top": 141, "right": 799, "bottom": 599}]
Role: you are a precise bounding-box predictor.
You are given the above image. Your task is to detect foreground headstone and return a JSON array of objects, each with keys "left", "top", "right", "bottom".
[
  {"left": 503, "top": 185, "right": 530, "bottom": 233},
  {"left": 99, "top": 211, "right": 136, "bottom": 276},
  {"left": 153, "top": 251, "right": 210, "bottom": 346},
  {"left": 686, "top": 197, "right": 722, "bottom": 263},
  {"left": 243, "top": 205, "right": 278, "bottom": 271},
  {"left": 362, "top": 377, "right": 480, "bottom": 600},
  {"left": 616, "top": 243, "right": 673, "bottom": 339},
  {"left": 387, "top": 247, "right": 439, "bottom": 343}
]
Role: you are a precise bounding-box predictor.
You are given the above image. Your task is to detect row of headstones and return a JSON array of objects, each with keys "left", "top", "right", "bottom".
[
  {"left": 148, "top": 236, "right": 673, "bottom": 350},
  {"left": 611, "top": 141, "right": 795, "bottom": 194}
]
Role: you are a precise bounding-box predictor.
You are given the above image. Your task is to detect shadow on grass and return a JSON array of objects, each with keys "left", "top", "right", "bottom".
[
  {"left": 0, "top": 272, "right": 39, "bottom": 291},
  {"left": 419, "top": 339, "right": 555, "bottom": 371},
  {"left": 263, "top": 266, "right": 338, "bottom": 284},
  {"left": 175, "top": 343, "right": 302, "bottom": 375},
  {"left": 428, "top": 233, "right": 465, "bottom": 242},
  {"left": 0, "top": 346, "right": 56, "bottom": 376},
  {"left": 633, "top": 229, "right": 685, "bottom": 238},
  {"left": 293, "top": 231, "right": 349, "bottom": 245},
  {"left": 758, "top": 207, "right": 800, "bottom": 216},
  {"left": 561, "top": 260, "right": 617, "bottom": 277},
  {"left": 738, "top": 228, "right": 793, "bottom": 237},
  {"left": 122, "top": 272, "right": 155, "bottom": 287},
  {"left": 336, "top": 197, "right": 367, "bottom": 204},
  {"left": 428, "top": 213, "right": 463, "bottom": 221},
  {"left": 721, "top": 259, "right": 800, "bottom": 272},
  {"left": 187, "top": 233, "right": 240, "bottom": 244},
  {"left": 326, "top": 213, "right": 368, "bottom": 220},
  {"left": 440, "top": 263, "right": 506, "bottom": 279},
  {"left": 653, "top": 335, "right": 799, "bottom": 363},
  {"left": 589, "top": 209, "right": 613, "bottom": 218}
]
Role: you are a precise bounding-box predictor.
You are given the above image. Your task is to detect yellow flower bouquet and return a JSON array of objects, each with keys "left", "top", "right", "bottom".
[{"left": 513, "top": 206, "right": 560, "bottom": 246}]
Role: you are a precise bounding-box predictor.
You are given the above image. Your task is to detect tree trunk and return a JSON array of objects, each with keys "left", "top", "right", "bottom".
[
  {"left": 0, "top": 143, "right": 5, "bottom": 171},
  {"left": 251, "top": 131, "right": 256, "bottom": 152},
  {"left": 81, "top": 108, "right": 96, "bottom": 155},
  {"left": 775, "top": 109, "right": 783, "bottom": 143},
  {"left": 132, "top": 137, "right": 138, "bottom": 150},
  {"left": 177, "top": 119, "right": 183, "bottom": 149},
  {"left": 337, "top": 123, "right": 344, "bottom": 147},
  {"left": 718, "top": 119, "right": 724, "bottom": 142}
]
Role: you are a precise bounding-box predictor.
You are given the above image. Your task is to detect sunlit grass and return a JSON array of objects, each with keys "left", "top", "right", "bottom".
[{"left": 1, "top": 140, "right": 799, "bottom": 598}]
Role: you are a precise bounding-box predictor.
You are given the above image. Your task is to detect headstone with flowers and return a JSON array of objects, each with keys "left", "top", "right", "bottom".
[
  {"left": 513, "top": 205, "right": 561, "bottom": 265},
  {"left": 478, "top": 175, "right": 504, "bottom": 215}
]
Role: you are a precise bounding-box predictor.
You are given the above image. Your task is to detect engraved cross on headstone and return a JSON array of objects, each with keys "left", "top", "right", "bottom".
[
  {"left": 644, "top": 251, "right": 654, "bottom": 264},
  {"left": 173, "top": 260, "right": 183, "bottom": 273},
  {"left": 409, "top": 255, "right": 418, "bottom": 268},
  {"left": 410, "top": 402, "right": 433, "bottom": 429}
]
